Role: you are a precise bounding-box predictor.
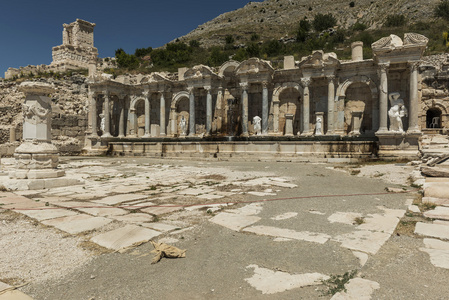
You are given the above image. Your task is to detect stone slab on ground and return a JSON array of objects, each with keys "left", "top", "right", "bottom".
[
  {"left": 243, "top": 225, "right": 330, "bottom": 244},
  {"left": 111, "top": 213, "right": 154, "bottom": 223},
  {"left": 244, "top": 264, "right": 328, "bottom": 295},
  {"left": 424, "top": 181, "right": 449, "bottom": 198},
  {"left": 90, "top": 224, "right": 161, "bottom": 251},
  {"left": 140, "top": 222, "right": 179, "bottom": 232},
  {"left": 415, "top": 222, "right": 449, "bottom": 240},
  {"left": 419, "top": 238, "right": 449, "bottom": 269},
  {"left": 0, "top": 193, "right": 46, "bottom": 210},
  {"left": 209, "top": 212, "right": 261, "bottom": 231},
  {"left": 0, "top": 290, "right": 34, "bottom": 300},
  {"left": 42, "top": 214, "right": 112, "bottom": 234},
  {"left": 93, "top": 194, "right": 148, "bottom": 205},
  {"left": 16, "top": 208, "right": 79, "bottom": 221},
  {"left": 333, "top": 230, "right": 392, "bottom": 254},
  {"left": 423, "top": 206, "right": 449, "bottom": 220},
  {"left": 421, "top": 166, "right": 449, "bottom": 178},
  {"left": 140, "top": 204, "right": 183, "bottom": 216},
  {"left": 357, "top": 213, "right": 402, "bottom": 234},
  {"left": 422, "top": 197, "right": 449, "bottom": 206},
  {"left": 76, "top": 207, "right": 129, "bottom": 217},
  {"left": 328, "top": 212, "right": 363, "bottom": 225}
]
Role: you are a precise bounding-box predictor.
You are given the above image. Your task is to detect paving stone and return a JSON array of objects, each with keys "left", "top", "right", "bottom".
[
  {"left": 226, "top": 203, "right": 263, "bottom": 216},
  {"left": 331, "top": 278, "right": 380, "bottom": 300},
  {"left": 196, "top": 194, "right": 225, "bottom": 200},
  {"left": 243, "top": 225, "right": 330, "bottom": 244},
  {"left": 76, "top": 207, "right": 129, "bottom": 217},
  {"left": 93, "top": 194, "right": 148, "bottom": 205},
  {"left": 178, "top": 188, "right": 215, "bottom": 196},
  {"left": 271, "top": 212, "right": 298, "bottom": 221},
  {"left": 111, "top": 185, "right": 148, "bottom": 194},
  {"left": 420, "top": 239, "right": 449, "bottom": 269},
  {"left": 141, "top": 222, "right": 179, "bottom": 232},
  {"left": 184, "top": 203, "right": 229, "bottom": 212},
  {"left": 42, "top": 214, "right": 112, "bottom": 234},
  {"left": 90, "top": 224, "right": 161, "bottom": 251},
  {"left": 51, "top": 201, "right": 105, "bottom": 208},
  {"left": 424, "top": 182, "right": 449, "bottom": 198},
  {"left": 408, "top": 205, "right": 421, "bottom": 213},
  {"left": 422, "top": 197, "right": 449, "bottom": 206},
  {"left": 357, "top": 213, "right": 402, "bottom": 234},
  {"left": 111, "top": 213, "right": 154, "bottom": 223},
  {"left": 328, "top": 212, "right": 363, "bottom": 225},
  {"left": 245, "top": 264, "right": 329, "bottom": 295},
  {"left": 210, "top": 212, "right": 261, "bottom": 231},
  {"left": 415, "top": 222, "right": 449, "bottom": 240},
  {"left": 0, "top": 289, "right": 34, "bottom": 300},
  {"left": 433, "top": 220, "right": 449, "bottom": 226},
  {"left": 333, "top": 230, "right": 391, "bottom": 254},
  {"left": 16, "top": 208, "right": 78, "bottom": 221},
  {"left": 140, "top": 204, "right": 183, "bottom": 215},
  {"left": 248, "top": 191, "right": 277, "bottom": 196},
  {"left": 352, "top": 251, "right": 369, "bottom": 267},
  {"left": 424, "top": 206, "right": 449, "bottom": 220},
  {"left": 31, "top": 196, "right": 72, "bottom": 203},
  {"left": 0, "top": 281, "right": 11, "bottom": 292}
]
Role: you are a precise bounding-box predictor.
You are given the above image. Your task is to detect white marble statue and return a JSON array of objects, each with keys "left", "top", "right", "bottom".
[
  {"left": 253, "top": 116, "right": 262, "bottom": 135},
  {"left": 180, "top": 115, "right": 187, "bottom": 136},
  {"left": 99, "top": 113, "right": 105, "bottom": 134},
  {"left": 388, "top": 92, "right": 408, "bottom": 132},
  {"left": 315, "top": 117, "right": 323, "bottom": 136}
]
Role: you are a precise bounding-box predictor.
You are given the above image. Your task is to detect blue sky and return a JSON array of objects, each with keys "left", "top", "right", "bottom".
[{"left": 0, "top": 0, "right": 256, "bottom": 76}]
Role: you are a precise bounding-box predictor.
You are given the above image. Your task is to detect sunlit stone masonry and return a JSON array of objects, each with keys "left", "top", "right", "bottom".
[{"left": 84, "top": 33, "right": 429, "bottom": 160}]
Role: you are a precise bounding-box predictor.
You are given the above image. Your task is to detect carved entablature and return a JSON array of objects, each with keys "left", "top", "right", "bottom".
[
  {"left": 372, "top": 33, "right": 429, "bottom": 64},
  {"left": 235, "top": 58, "right": 274, "bottom": 83},
  {"left": 184, "top": 65, "right": 221, "bottom": 88},
  {"left": 297, "top": 50, "right": 339, "bottom": 77},
  {"left": 140, "top": 72, "right": 170, "bottom": 84}
]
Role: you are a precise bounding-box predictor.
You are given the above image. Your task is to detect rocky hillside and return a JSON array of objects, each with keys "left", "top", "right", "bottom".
[{"left": 177, "top": 0, "right": 440, "bottom": 47}]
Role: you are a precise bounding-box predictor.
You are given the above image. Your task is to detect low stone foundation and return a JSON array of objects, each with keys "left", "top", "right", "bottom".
[{"left": 106, "top": 137, "right": 378, "bottom": 161}]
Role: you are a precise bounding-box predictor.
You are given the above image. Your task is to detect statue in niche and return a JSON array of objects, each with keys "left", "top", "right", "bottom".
[
  {"left": 253, "top": 116, "right": 262, "bottom": 135},
  {"left": 99, "top": 113, "right": 105, "bottom": 134},
  {"left": 388, "top": 92, "right": 408, "bottom": 132},
  {"left": 180, "top": 115, "right": 187, "bottom": 136},
  {"left": 315, "top": 117, "right": 323, "bottom": 136}
]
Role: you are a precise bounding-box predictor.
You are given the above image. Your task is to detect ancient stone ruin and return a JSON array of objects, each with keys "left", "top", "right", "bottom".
[
  {"left": 84, "top": 33, "right": 431, "bottom": 160},
  {"left": 4, "top": 19, "right": 98, "bottom": 80}
]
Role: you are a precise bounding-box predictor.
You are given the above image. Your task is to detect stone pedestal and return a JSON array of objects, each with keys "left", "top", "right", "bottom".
[
  {"left": 349, "top": 111, "right": 363, "bottom": 136},
  {"left": 375, "top": 132, "right": 422, "bottom": 159},
  {"left": 10, "top": 82, "right": 65, "bottom": 180},
  {"left": 285, "top": 114, "right": 294, "bottom": 136}
]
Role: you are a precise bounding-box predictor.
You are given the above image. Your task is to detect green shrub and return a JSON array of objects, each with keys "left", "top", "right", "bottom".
[
  {"left": 384, "top": 15, "right": 406, "bottom": 27},
  {"left": 134, "top": 47, "right": 152, "bottom": 57},
  {"left": 115, "top": 49, "right": 140, "bottom": 70},
  {"left": 435, "top": 0, "right": 449, "bottom": 21},
  {"left": 352, "top": 22, "right": 367, "bottom": 31},
  {"left": 251, "top": 33, "right": 260, "bottom": 41},
  {"left": 225, "top": 35, "right": 235, "bottom": 45},
  {"left": 246, "top": 42, "right": 260, "bottom": 57},
  {"left": 189, "top": 40, "right": 200, "bottom": 48},
  {"left": 208, "top": 47, "right": 229, "bottom": 66},
  {"left": 262, "top": 40, "right": 283, "bottom": 56},
  {"left": 313, "top": 13, "right": 337, "bottom": 32}
]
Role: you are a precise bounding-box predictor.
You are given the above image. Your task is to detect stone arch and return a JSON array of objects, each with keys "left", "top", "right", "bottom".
[
  {"left": 336, "top": 75, "right": 378, "bottom": 135},
  {"left": 423, "top": 99, "right": 448, "bottom": 129},
  {"left": 426, "top": 107, "right": 442, "bottom": 128},
  {"left": 272, "top": 82, "right": 303, "bottom": 135},
  {"left": 218, "top": 60, "right": 240, "bottom": 77},
  {"left": 170, "top": 91, "right": 190, "bottom": 136}
]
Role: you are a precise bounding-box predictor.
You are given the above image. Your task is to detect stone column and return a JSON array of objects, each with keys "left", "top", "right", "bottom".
[
  {"left": 240, "top": 82, "right": 249, "bottom": 137},
  {"left": 285, "top": 114, "right": 294, "bottom": 136},
  {"left": 143, "top": 91, "right": 151, "bottom": 137},
  {"left": 89, "top": 90, "right": 98, "bottom": 137},
  {"left": 216, "top": 87, "right": 224, "bottom": 133},
  {"left": 408, "top": 61, "right": 420, "bottom": 133},
  {"left": 188, "top": 87, "right": 195, "bottom": 136},
  {"left": 301, "top": 78, "right": 311, "bottom": 135},
  {"left": 160, "top": 92, "right": 166, "bottom": 136},
  {"left": 326, "top": 76, "right": 335, "bottom": 135},
  {"left": 273, "top": 100, "right": 280, "bottom": 134},
  {"left": 9, "top": 126, "right": 16, "bottom": 143},
  {"left": 118, "top": 95, "right": 125, "bottom": 138},
  {"left": 101, "top": 91, "right": 112, "bottom": 138},
  {"left": 205, "top": 86, "right": 212, "bottom": 135},
  {"left": 11, "top": 82, "right": 64, "bottom": 179},
  {"left": 377, "top": 63, "right": 389, "bottom": 134},
  {"left": 129, "top": 108, "right": 137, "bottom": 137},
  {"left": 262, "top": 82, "right": 269, "bottom": 135}
]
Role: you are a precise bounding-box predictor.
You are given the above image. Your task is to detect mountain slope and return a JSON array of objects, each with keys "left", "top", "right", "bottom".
[{"left": 176, "top": 0, "right": 439, "bottom": 47}]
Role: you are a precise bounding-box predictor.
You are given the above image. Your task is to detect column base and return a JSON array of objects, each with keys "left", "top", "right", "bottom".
[
  {"left": 101, "top": 133, "right": 112, "bottom": 138},
  {"left": 375, "top": 131, "right": 421, "bottom": 160}
]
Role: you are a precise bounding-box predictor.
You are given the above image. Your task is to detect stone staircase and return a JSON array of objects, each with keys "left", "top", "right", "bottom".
[{"left": 421, "top": 134, "right": 449, "bottom": 157}]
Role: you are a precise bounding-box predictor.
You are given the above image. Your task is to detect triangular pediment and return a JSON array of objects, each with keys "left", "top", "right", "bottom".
[
  {"left": 184, "top": 65, "right": 217, "bottom": 80},
  {"left": 235, "top": 58, "right": 274, "bottom": 76}
]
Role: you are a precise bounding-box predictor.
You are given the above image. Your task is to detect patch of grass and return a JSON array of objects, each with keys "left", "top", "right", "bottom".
[
  {"left": 421, "top": 202, "right": 437, "bottom": 211},
  {"left": 353, "top": 217, "right": 365, "bottom": 225},
  {"left": 321, "top": 270, "right": 358, "bottom": 296},
  {"left": 150, "top": 185, "right": 157, "bottom": 191},
  {"left": 350, "top": 169, "right": 361, "bottom": 175}
]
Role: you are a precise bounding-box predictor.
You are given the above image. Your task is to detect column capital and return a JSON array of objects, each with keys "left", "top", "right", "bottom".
[
  {"left": 301, "top": 77, "right": 311, "bottom": 88},
  {"left": 378, "top": 62, "right": 390, "bottom": 71},
  {"left": 142, "top": 90, "right": 150, "bottom": 97},
  {"left": 187, "top": 86, "right": 194, "bottom": 94},
  {"left": 408, "top": 61, "right": 420, "bottom": 71},
  {"left": 326, "top": 75, "right": 336, "bottom": 83},
  {"left": 204, "top": 86, "right": 212, "bottom": 92},
  {"left": 239, "top": 82, "right": 249, "bottom": 90},
  {"left": 262, "top": 81, "right": 269, "bottom": 88},
  {"left": 88, "top": 90, "right": 95, "bottom": 98},
  {"left": 102, "top": 90, "right": 110, "bottom": 97}
]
